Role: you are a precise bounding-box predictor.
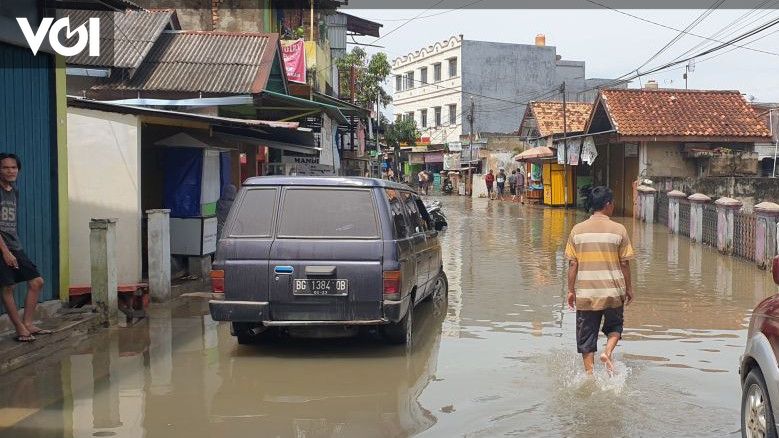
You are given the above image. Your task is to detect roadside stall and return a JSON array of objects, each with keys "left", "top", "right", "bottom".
[{"left": 514, "top": 146, "right": 575, "bottom": 206}]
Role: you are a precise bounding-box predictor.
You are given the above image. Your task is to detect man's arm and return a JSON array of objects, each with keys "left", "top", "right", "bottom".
[
  {"left": 620, "top": 260, "right": 633, "bottom": 305},
  {"left": 0, "top": 235, "right": 17, "bottom": 269},
  {"left": 567, "top": 260, "right": 578, "bottom": 310}
]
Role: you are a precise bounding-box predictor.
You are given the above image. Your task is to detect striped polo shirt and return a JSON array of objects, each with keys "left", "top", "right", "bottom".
[{"left": 564, "top": 214, "right": 635, "bottom": 311}]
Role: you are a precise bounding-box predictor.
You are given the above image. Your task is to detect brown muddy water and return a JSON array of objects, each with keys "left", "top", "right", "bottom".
[{"left": 0, "top": 196, "right": 776, "bottom": 437}]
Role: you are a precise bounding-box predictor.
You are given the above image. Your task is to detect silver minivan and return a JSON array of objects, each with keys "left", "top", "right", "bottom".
[{"left": 209, "top": 176, "right": 447, "bottom": 345}]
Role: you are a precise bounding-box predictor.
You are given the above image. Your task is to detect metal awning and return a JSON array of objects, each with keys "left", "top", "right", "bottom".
[{"left": 255, "top": 90, "right": 349, "bottom": 125}]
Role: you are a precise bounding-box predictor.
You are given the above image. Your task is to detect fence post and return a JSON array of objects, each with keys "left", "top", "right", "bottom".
[
  {"left": 668, "top": 190, "right": 686, "bottom": 233},
  {"left": 90, "top": 218, "right": 118, "bottom": 326},
  {"left": 754, "top": 202, "right": 779, "bottom": 270},
  {"left": 146, "top": 209, "right": 171, "bottom": 302},
  {"left": 688, "top": 193, "right": 711, "bottom": 244},
  {"left": 715, "top": 197, "right": 743, "bottom": 255},
  {"left": 637, "top": 185, "right": 657, "bottom": 223}
]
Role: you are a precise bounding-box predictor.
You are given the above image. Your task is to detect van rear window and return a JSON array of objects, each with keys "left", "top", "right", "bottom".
[
  {"left": 229, "top": 188, "right": 277, "bottom": 237},
  {"left": 278, "top": 188, "right": 379, "bottom": 238}
]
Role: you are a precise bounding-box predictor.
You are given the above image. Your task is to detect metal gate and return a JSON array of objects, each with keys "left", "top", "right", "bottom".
[{"left": 0, "top": 43, "right": 59, "bottom": 311}]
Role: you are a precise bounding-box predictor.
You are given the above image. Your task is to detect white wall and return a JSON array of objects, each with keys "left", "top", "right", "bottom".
[
  {"left": 67, "top": 108, "right": 142, "bottom": 285},
  {"left": 392, "top": 36, "right": 463, "bottom": 145}
]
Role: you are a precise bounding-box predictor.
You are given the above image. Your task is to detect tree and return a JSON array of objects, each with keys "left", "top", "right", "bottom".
[
  {"left": 336, "top": 47, "right": 392, "bottom": 110},
  {"left": 383, "top": 119, "right": 420, "bottom": 176}
]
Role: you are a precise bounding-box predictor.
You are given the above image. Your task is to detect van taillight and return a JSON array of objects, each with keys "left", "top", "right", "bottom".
[
  {"left": 383, "top": 271, "right": 401, "bottom": 300},
  {"left": 211, "top": 270, "right": 225, "bottom": 293}
]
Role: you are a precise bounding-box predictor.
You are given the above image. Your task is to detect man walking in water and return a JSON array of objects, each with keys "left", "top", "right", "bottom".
[
  {"left": 0, "top": 154, "right": 48, "bottom": 342},
  {"left": 565, "top": 186, "right": 634, "bottom": 375}
]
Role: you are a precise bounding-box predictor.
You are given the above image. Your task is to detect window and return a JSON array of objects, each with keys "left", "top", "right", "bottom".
[
  {"left": 434, "top": 107, "right": 441, "bottom": 127},
  {"left": 420, "top": 109, "right": 428, "bottom": 128},
  {"left": 405, "top": 71, "right": 414, "bottom": 89},
  {"left": 405, "top": 112, "right": 414, "bottom": 122},
  {"left": 420, "top": 67, "right": 428, "bottom": 84},
  {"left": 277, "top": 188, "right": 379, "bottom": 238},
  {"left": 433, "top": 63, "right": 441, "bottom": 82},
  {"left": 449, "top": 104, "right": 457, "bottom": 125},
  {"left": 395, "top": 114, "right": 402, "bottom": 123},
  {"left": 395, "top": 75, "right": 403, "bottom": 92},
  {"left": 384, "top": 189, "right": 409, "bottom": 238},
  {"left": 401, "top": 192, "right": 428, "bottom": 234},
  {"left": 448, "top": 57, "right": 457, "bottom": 78},
  {"left": 229, "top": 188, "right": 277, "bottom": 237}
]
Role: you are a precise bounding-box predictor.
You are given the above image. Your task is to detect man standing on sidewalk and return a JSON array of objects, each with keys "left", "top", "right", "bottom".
[
  {"left": 0, "top": 154, "right": 48, "bottom": 342},
  {"left": 484, "top": 170, "right": 495, "bottom": 200},
  {"left": 565, "top": 186, "right": 634, "bottom": 375}
]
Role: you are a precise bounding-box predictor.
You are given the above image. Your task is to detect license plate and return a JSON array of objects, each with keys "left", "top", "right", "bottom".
[{"left": 293, "top": 279, "right": 349, "bottom": 296}]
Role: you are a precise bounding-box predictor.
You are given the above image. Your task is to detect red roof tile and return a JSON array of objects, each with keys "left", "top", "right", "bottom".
[
  {"left": 599, "top": 89, "right": 771, "bottom": 138},
  {"left": 529, "top": 101, "right": 592, "bottom": 138}
]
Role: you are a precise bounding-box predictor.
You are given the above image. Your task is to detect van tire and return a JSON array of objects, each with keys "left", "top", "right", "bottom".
[
  {"left": 384, "top": 302, "right": 413, "bottom": 345},
  {"left": 428, "top": 272, "right": 448, "bottom": 316}
]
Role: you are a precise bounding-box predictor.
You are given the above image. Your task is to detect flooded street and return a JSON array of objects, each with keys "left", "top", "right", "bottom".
[{"left": 1, "top": 197, "right": 777, "bottom": 437}]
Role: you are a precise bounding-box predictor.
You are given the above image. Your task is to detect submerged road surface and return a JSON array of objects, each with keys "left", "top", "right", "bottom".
[{"left": 0, "top": 196, "right": 776, "bottom": 437}]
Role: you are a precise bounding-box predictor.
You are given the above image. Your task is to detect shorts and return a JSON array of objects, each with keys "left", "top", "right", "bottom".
[
  {"left": 509, "top": 186, "right": 516, "bottom": 195},
  {"left": 0, "top": 249, "right": 41, "bottom": 287},
  {"left": 576, "top": 306, "right": 624, "bottom": 353},
  {"left": 497, "top": 183, "right": 505, "bottom": 194},
  {"left": 486, "top": 184, "right": 494, "bottom": 193}
]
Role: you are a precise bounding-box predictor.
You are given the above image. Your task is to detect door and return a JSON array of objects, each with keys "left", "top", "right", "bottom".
[
  {"left": 221, "top": 188, "right": 278, "bottom": 304},
  {"left": 624, "top": 153, "right": 639, "bottom": 218},
  {"left": 608, "top": 145, "right": 627, "bottom": 216},
  {"left": 416, "top": 198, "right": 442, "bottom": 284},
  {"left": 268, "top": 186, "right": 384, "bottom": 321},
  {"left": 401, "top": 192, "right": 431, "bottom": 300}
]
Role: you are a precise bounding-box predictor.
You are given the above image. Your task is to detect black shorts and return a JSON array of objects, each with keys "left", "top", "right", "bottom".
[
  {"left": 497, "top": 183, "right": 505, "bottom": 194},
  {"left": 0, "top": 249, "right": 41, "bottom": 287},
  {"left": 576, "top": 306, "right": 624, "bottom": 353},
  {"left": 486, "top": 184, "right": 494, "bottom": 192},
  {"left": 509, "top": 186, "right": 517, "bottom": 195}
]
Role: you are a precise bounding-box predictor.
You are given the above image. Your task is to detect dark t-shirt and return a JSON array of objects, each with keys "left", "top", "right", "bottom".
[{"left": 0, "top": 187, "right": 21, "bottom": 251}]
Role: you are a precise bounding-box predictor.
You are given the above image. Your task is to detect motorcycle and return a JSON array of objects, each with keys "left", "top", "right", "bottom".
[
  {"left": 423, "top": 199, "right": 448, "bottom": 231},
  {"left": 442, "top": 178, "right": 454, "bottom": 195}
]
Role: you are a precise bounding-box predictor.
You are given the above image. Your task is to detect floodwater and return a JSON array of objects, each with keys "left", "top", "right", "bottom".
[{"left": 0, "top": 196, "right": 776, "bottom": 437}]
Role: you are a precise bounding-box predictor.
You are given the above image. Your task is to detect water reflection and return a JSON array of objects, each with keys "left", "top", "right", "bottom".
[{"left": 1, "top": 197, "right": 778, "bottom": 437}]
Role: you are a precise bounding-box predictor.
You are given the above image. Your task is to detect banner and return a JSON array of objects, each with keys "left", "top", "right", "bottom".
[{"left": 280, "top": 39, "right": 306, "bottom": 84}]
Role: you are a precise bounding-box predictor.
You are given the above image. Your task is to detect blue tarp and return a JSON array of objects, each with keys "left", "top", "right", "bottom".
[
  {"left": 220, "top": 152, "right": 231, "bottom": 194},
  {"left": 164, "top": 148, "right": 203, "bottom": 217}
]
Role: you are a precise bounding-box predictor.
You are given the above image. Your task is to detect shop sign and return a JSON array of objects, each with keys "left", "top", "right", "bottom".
[
  {"left": 447, "top": 141, "right": 462, "bottom": 152},
  {"left": 280, "top": 38, "right": 306, "bottom": 83}
]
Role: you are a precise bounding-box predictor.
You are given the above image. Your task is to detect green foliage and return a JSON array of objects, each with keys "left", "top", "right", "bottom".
[
  {"left": 384, "top": 119, "right": 420, "bottom": 148},
  {"left": 336, "top": 47, "right": 392, "bottom": 109}
]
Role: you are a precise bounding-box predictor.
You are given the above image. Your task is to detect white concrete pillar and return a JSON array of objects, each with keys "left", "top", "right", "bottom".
[
  {"left": 715, "top": 197, "right": 743, "bottom": 255},
  {"left": 754, "top": 202, "right": 779, "bottom": 270},
  {"left": 688, "top": 193, "right": 711, "bottom": 244},
  {"left": 90, "top": 218, "right": 118, "bottom": 326},
  {"left": 668, "top": 190, "right": 686, "bottom": 233},
  {"left": 637, "top": 185, "right": 657, "bottom": 223},
  {"left": 146, "top": 209, "right": 171, "bottom": 302}
]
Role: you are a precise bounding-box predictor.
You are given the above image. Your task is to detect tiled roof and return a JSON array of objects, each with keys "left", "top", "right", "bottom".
[
  {"left": 599, "top": 89, "right": 771, "bottom": 138},
  {"left": 63, "top": 9, "right": 177, "bottom": 70},
  {"left": 529, "top": 101, "right": 593, "bottom": 137},
  {"left": 93, "top": 31, "right": 278, "bottom": 94}
]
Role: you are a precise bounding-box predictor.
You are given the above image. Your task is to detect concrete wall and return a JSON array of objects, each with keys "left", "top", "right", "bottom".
[
  {"left": 640, "top": 142, "right": 697, "bottom": 178},
  {"left": 654, "top": 176, "right": 779, "bottom": 212},
  {"left": 461, "top": 40, "right": 586, "bottom": 136},
  {"left": 67, "top": 108, "right": 142, "bottom": 285}
]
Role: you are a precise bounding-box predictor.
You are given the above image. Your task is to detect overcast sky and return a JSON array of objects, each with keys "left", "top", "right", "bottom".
[{"left": 344, "top": 8, "right": 779, "bottom": 111}]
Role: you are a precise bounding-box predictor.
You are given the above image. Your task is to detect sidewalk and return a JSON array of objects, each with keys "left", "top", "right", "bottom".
[{"left": 0, "top": 303, "right": 102, "bottom": 374}]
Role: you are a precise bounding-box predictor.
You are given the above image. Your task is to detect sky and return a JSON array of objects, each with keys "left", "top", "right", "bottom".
[{"left": 342, "top": 7, "right": 779, "bottom": 113}]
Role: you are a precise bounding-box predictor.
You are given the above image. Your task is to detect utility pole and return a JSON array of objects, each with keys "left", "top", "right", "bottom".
[
  {"left": 562, "top": 82, "right": 569, "bottom": 209},
  {"left": 467, "top": 97, "right": 475, "bottom": 196}
]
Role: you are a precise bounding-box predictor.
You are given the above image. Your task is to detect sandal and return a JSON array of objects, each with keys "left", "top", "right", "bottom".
[
  {"left": 14, "top": 334, "right": 35, "bottom": 342},
  {"left": 30, "top": 329, "right": 53, "bottom": 335}
]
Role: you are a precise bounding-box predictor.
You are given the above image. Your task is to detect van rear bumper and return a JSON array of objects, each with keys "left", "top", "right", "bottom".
[{"left": 209, "top": 297, "right": 410, "bottom": 324}]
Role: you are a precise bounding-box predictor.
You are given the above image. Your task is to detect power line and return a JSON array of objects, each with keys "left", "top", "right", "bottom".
[
  {"left": 370, "top": 0, "right": 449, "bottom": 45},
  {"left": 365, "top": 0, "right": 486, "bottom": 22},
  {"left": 584, "top": 0, "right": 779, "bottom": 57}
]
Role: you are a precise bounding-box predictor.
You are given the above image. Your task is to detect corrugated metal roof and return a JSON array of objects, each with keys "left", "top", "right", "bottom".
[
  {"left": 63, "top": 9, "right": 176, "bottom": 69},
  {"left": 93, "top": 31, "right": 277, "bottom": 95}
]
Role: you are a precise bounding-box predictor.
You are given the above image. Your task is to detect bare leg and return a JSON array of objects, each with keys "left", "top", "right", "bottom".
[
  {"left": 600, "top": 332, "right": 620, "bottom": 375},
  {"left": 582, "top": 352, "right": 595, "bottom": 375},
  {"left": 1, "top": 286, "right": 31, "bottom": 338},
  {"left": 23, "top": 277, "right": 44, "bottom": 333}
]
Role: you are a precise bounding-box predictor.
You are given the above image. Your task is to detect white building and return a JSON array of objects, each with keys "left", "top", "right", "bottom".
[{"left": 391, "top": 35, "right": 612, "bottom": 145}]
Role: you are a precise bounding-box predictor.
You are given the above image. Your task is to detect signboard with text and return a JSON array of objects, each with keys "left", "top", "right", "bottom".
[{"left": 280, "top": 39, "right": 306, "bottom": 83}]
